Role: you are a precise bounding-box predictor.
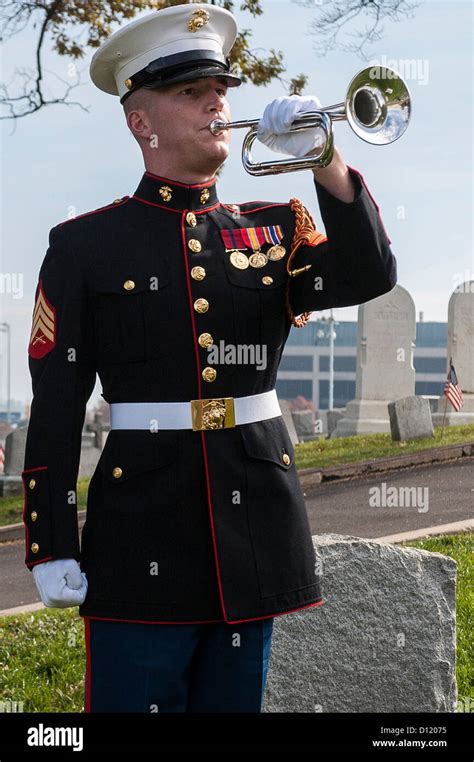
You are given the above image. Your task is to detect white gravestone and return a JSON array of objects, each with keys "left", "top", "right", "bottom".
[
  {"left": 433, "top": 281, "right": 474, "bottom": 427},
  {"left": 332, "top": 285, "right": 416, "bottom": 436}
]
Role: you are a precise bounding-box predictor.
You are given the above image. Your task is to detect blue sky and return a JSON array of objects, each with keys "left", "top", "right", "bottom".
[{"left": 0, "top": 0, "right": 472, "bottom": 407}]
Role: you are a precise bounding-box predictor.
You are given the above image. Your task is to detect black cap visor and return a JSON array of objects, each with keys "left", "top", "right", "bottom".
[
  {"left": 120, "top": 49, "right": 241, "bottom": 103},
  {"left": 144, "top": 65, "right": 241, "bottom": 90}
]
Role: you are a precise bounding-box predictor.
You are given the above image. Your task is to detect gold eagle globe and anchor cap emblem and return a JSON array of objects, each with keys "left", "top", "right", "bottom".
[{"left": 188, "top": 8, "right": 210, "bottom": 33}]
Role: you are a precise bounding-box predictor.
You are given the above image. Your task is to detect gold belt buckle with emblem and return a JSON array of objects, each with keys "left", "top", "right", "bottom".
[{"left": 191, "top": 397, "right": 236, "bottom": 431}]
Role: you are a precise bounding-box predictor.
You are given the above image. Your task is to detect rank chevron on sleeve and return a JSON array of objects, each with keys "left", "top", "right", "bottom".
[{"left": 28, "top": 279, "right": 56, "bottom": 359}]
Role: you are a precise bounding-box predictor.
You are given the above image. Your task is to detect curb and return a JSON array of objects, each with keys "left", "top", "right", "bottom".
[
  {"left": 375, "top": 518, "right": 474, "bottom": 544},
  {"left": 0, "top": 601, "right": 45, "bottom": 617},
  {"left": 298, "top": 441, "right": 474, "bottom": 493},
  {"left": 1, "top": 441, "right": 473, "bottom": 543}
]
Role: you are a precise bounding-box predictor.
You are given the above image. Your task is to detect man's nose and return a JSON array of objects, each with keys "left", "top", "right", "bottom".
[{"left": 206, "top": 89, "right": 226, "bottom": 112}]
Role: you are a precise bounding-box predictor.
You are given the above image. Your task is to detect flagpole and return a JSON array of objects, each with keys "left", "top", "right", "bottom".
[
  {"left": 440, "top": 355, "right": 452, "bottom": 438},
  {"left": 440, "top": 395, "right": 448, "bottom": 438}
]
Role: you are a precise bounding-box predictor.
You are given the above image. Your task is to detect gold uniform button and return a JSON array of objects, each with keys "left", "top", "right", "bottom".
[
  {"left": 112, "top": 467, "right": 123, "bottom": 479},
  {"left": 186, "top": 212, "right": 197, "bottom": 227},
  {"left": 198, "top": 332, "right": 214, "bottom": 348},
  {"left": 262, "top": 276, "right": 273, "bottom": 285},
  {"left": 28, "top": 478, "right": 36, "bottom": 489},
  {"left": 31, "top": 511, "right": 38, "bottom": 522},
  {"left": 194, "top": 298, "right": 209, "bottom": 314},
  {"left": 202, "top": 367, "right": 217, "bottom": 383},
  {"left": 31, "top": 543, "right": 39, "bottom": 554},
  {"left": 191, "top": 266, "right": 206, "bottom": 281},
  {"left": 123, "top": 280, "right": 135, "bottom": 291},
  {"left": 124, "top": 78, "right": 133, "bottom": 90},
  {"left": 282, "top": 453, "right": 291, "bottom": 465},
  {"left": 188, "top": 239, "right": 202, "bottom": 253}
]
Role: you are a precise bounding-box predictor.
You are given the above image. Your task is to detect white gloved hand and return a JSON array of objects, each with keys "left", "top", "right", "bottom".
[
  {"left": 33, "top": 558, "right": 88, "bottom": 608},
  {"left": 256, "top": 95, "right": 326, "bottom": 158}
]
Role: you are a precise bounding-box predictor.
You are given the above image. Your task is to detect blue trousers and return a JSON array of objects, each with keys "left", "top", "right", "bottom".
[{"left": 84, "top": 617, "right": 274, "bottom": 713}]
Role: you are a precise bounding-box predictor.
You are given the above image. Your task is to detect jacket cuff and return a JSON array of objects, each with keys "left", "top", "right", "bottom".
[{"left": 21, "top": 466, "right": 54, "bottom": 569}]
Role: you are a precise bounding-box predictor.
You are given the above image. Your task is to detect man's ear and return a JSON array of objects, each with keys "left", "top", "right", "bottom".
[
  {"left": 126, "top": 108, "right": 146, "bottom": 138},
  {"left": 126, "top": 107, "right": 155, "bottom": 147}
]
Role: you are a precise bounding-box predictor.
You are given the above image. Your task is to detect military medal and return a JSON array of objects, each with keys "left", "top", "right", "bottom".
[
  {"left": 229, "top": 250, "right": 249, "bottom": 269},
  {"left": 267, "top": 244, "right": 286, "bottom": 261},
  {"left": 248, "top": 251, "right": 268, "bottom": 268},
  {"left": 220, "top": 224, "right": 285, "bottom": 266}
]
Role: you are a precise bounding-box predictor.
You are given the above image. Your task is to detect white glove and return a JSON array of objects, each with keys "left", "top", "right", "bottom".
[
  {"left": 256, "top": 95, "right": 326, "bottom": 158},
  {"left": 33, "top": 558, "right": 88, "bottom": 608}
]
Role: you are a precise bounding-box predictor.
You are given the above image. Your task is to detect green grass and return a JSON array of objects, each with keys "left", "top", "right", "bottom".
[
  {"left": 403, "top": 533, "right": 473, "bottom": 705},
  {"left": 0, "top": 533, "right": 471, "bottom": 712},
  {"left": 294, "top": 423, "right": 474, "bottom": 470},
  {"left": 0, "top": 608, "right": 85, "bottom": 712},
  {"left": 1, "top": 425, "right": 473, "bottom": 527}
]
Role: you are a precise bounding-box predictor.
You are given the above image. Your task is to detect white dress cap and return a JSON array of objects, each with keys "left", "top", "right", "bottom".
[{"left": 90, "top": 3, "right": 240, "bottom": 101}]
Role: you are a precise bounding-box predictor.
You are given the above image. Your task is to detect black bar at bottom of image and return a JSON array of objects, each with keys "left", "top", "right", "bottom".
[{"left": 0, "top": 711, "right": 472, "bottom": 756}]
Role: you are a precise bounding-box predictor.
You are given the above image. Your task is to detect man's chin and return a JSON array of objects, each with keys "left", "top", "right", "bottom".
[
  {"left": 199, "top": 144, "right": 229, "bottom": 172},
  {"left": 182, "top": 135, "right": 229, "bottom": 176}
]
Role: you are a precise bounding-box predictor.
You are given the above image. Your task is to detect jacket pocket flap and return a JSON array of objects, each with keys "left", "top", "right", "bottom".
[
  {"left": 101, "top": 429, "right": 178, "bottom": 482},
  {"left": 223, "top": 256, "right": 288, "bottom": 290},
  {"left": 239, "top": 417, "right": 294, "bottom": 469}
]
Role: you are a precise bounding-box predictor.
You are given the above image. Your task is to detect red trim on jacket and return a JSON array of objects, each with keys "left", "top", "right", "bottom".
[
  {"left": 220, "top": 202, "right": 290, "bottom": 214},
  {"left": 84, "top": 617, "right": 92, "bottom": 713},
  {"left": 180, "top": 211, "right": 229, "bottom": 620},
  {"left": 200, "top": 430, "right": 228, "bottom": 618},
  {"left": 83, "top": 615, "right": 225, "bottom": 625},
  {"left": 346, "top": 165, "right": 392, "bottom": 245},
  {"left": 144, "top": 172, "right": 216, "bottom": 189},
  {"left": 132, "top": 196, "right": 220, "bottom": 215},
  {"left": 225, "top": 598, "right": 325, "bottom": 624},
  {"left": 57, "top": 197, "right": 130, "bottom": 226},
  {"left": 26, "top": 556, "right": 54, "bottom": 568},
  {"left": 80, "top": 598, "right": 324, "bottom": 626},
  {"left": 85, "top": 599, "right": 326, "bottom": 625}
]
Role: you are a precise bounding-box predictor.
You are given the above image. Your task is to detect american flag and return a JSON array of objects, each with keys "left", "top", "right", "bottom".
[{"left": 443, "top": 360, "right": 464, "bottom": 412}]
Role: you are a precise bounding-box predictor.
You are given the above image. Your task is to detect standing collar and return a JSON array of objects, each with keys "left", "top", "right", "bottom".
[{"left": 133, "top": 171, "right": 219, "bottom": 212}]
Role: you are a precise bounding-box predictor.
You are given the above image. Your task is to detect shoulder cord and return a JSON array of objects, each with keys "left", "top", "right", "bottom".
[{"left": 285, "top": 198, "right": 327, "bottom": 328}]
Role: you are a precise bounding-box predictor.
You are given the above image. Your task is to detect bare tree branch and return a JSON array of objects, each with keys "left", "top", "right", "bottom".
[
  {"left": 295, "top": 0, "right": 419, "bottom": 59},
  {"left": 0, "top": 1, "right": 87, "bottom": 119}
]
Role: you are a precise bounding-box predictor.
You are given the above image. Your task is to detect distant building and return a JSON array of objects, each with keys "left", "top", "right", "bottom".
[
  {"left": 0, "top": 400, "right": 24, "bottom": 425},
  {"left": 276, "top": 320, "right": 447, "bottom": 411}
]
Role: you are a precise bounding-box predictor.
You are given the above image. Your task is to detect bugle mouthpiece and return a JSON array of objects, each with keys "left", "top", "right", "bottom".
[{"left": 209, "top": 119, "right": 228, "bottom": 135}]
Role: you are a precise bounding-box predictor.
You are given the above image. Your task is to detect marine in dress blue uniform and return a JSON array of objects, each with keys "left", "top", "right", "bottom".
[{"left": 21, "top": 3, "right": 397, "bottom": 712}]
